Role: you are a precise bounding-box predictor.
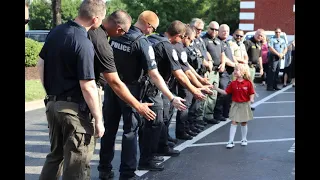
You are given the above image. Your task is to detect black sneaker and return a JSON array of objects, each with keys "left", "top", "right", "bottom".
[
  {"left": 157, "top": 148, "right": 180, "bottom": 157},
  {"left": 152, "top": 156, "right": 164, "bottom": 162},
  {"left": 176, "top": 133, "right": 193, "bottom": 140},
  {"left": 186, "top": 130, "right": 198, "bottom": 137},
  {"left": 168, "top": 136, "right": 178, "bottom": 144},
  {"left": 138, "top": 161, "right": 164, "bottom": 171},
  {"left": 168, "top": 141, "right": 175, "bottom": 148},
  {"left": 99, "top": 170, "right": 114, "bottom": 180}
]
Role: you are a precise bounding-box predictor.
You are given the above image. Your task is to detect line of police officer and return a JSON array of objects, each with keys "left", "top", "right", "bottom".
[{"left": 96, "top": 10, "right": 241, "bottom": 180}]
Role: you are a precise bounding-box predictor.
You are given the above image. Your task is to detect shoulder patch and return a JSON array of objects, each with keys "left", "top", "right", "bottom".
[
  {"left": 172, "top": 49, "right": 178, "bottom": 61},
  {"left": 181, "top": 51, "right": 188, "bottom": 63},
  {"left": 148, "top": 46, "right": 155, "bottom": 59}
]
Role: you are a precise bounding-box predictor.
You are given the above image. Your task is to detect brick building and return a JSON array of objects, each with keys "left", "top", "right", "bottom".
[{"left": 239, "top": 0, "right": 295, "bottom": 41}]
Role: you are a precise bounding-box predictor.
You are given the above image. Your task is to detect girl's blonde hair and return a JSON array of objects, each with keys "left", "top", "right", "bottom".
[
  {"left": 235, "top": 63, "right": 256, "bottom": 94},
  {"left": 235, "top": 63, "right": 251, "bottom": 81}
]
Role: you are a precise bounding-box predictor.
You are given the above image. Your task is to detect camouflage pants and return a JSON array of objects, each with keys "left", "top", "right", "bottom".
[
  {"left": 39, "top": 101, "right": 96, "bottom": 180},
  {"left": 203, "top": 70, "right": 220, "bottom": 120}
]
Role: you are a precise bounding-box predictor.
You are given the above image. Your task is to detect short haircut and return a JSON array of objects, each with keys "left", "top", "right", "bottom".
[
  {"left": 78, "top": 0, "right": 106, "bottom": 19},
  {"left": 185, "top": 25, "right": 195, "bottom": 37},
  {"left": 166, "top": 20, "right": 186, "bottom": 36},
  {"left": 107, "top": 10, "right": 132, "bottom": 28},
  {"left": 190, "top": 18, "right": 204, "bottom": 27},
  {"left": 233, "top": 29, "right": 243, "bottom": 34}
]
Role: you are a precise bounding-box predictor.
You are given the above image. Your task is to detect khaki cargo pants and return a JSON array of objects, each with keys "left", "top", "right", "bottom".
[
  {"left": 39, "top": 101, "right": 96, "bottom": 180},
  {"left": 203, "top": 70, "right": 220, "bottom": 120}
]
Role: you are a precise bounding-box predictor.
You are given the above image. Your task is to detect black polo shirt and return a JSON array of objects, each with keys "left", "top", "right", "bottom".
[
  {"left": 172, "top": 42, "right": 190, "bottom": 72},
  {"left": 219, "top": 36, "right": 234, "bottom": 74},
  {"left": 148, "top": 34, "right": 181, "bottom": 82},
  {"left": 194, "top": 37, "right": 208, "bottom": 61},
  {"left": 202, "top": 33, "right": 225, "bottom": 66},
  {"left": 39, "top": 20, "right": 95, "bottom": 99},
  {"left": 88, "top": 25, "right": 117, "bottom": 87},
  {"left": 243, "top": 37, "right": 262, "bottom": 64}
]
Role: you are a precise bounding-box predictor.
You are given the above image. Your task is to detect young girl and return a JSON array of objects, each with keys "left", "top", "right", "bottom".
[{"left": 213, "top": 63, "right": 255, "bottom": 148}]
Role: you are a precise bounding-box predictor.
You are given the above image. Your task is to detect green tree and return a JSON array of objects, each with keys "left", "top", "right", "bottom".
[
  {"left": 204, "top": 0, "right": 240, "bottom": 33},
  {"left": 121, "top": 0, "right": 207, "bottom": 33},
  {"left": 61, "top": 0, "right": 82, "bottom": 23},
  {"left": 106, "top": 0, "right": 128, "bottom": 16},
  {"left": 29, "top": 0, "right": 52, "bottom": 30}
]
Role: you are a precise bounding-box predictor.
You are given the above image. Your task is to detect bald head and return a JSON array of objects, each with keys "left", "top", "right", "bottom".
[
  {"left": 207, "top": 21, "right": 219, "bottom": 38},
  {"left": 135, "top": 10, "right": 159, "bottom": 35},
  {"left": 138, "top": 10, "right": 159, "bottom": 28},
  {"left": 254, "top": 28, "right": 265, "bottom": 41},
  {"left": 218, "top": 24, "right": 230, "bottom": 40}
]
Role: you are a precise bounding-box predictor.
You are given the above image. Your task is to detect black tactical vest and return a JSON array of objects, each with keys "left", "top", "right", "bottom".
[{"left": 109, "top": 26, "right": 147, "bottom": 84}]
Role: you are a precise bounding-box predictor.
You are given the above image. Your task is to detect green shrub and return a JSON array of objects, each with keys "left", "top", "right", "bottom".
[{"left": 25, "top": 38, "right": 43, "bottom": 67}]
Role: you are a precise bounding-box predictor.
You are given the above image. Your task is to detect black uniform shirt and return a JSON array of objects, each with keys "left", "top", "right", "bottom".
[
  {"left": 148, "top": 34, "right": 181, "bottom": 81},
  {"left": 202, "top": 33, "right": 225, "bottom": 66},
  {"left": 88, "top": 25, "right": 117, "bottom": 87},
  {"left": 243, "top": 36, "right": 262, "bottom": 64},
  {"left": 172, "top": 42, "right": 190, "bottom": 72},
  {"left": 194, "top": 37, "right": 208, "bottom": 61},
  {"left": 39, "top": 20, "right": 95, "bottom": 99}
]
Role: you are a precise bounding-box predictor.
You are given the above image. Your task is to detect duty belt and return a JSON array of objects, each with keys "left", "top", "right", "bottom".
[{"left": 46, "top": 95, "right": 80, "bottom": 103}]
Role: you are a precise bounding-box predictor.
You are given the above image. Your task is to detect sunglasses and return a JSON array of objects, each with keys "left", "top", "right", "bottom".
[
  {"left": 148, "top": 23, "right": 156, "bottom": 32},
  {"left": 209, "top": 27, "right": 219, "bottom": 31},
  {"left": 235, "top": 34, "right": 243, "bottom": 38},
  {"left": 179, "top": 34, "right": 186, "bottom": 39},
  {"left": 275, "top": 32, "right": 281, "bottom": 34},
  {"left": 194, "top": 27, "right": 203, "bottom": 31},
  {"left": 25, "top": 19, "right": 30, "bottom": 25}
]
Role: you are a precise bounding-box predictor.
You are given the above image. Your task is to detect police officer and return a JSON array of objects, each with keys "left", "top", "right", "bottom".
[
  {"left": 182, "top": 26, "right": 213, "bottom": 136},
  {"left": 243, "top": 29, "right": 264, "bottom": 84},
  {"left": 202, "top": 21, "right": 225, "bottom": 124},
  {"left": 172, "top": 28, "right": 212, "bottom": 140},
  {"left": 36, "top": 1, "right": 106, "bottom": 179},
  {"left": 155, "top": 21, "right": 209, "bottom": 150},
  {"left": 98, "top": 11, "right": 185, "bottom": 180},
  {"left": 228, "top": 29, "right": 249, "bottom": 65},
  {"left": 138, "top": 20, "right": 201, "bottom": 171},
  {"left": 215, "top": 24, "right": 237, "bottom": 121},
  {"left": 267, "top": 27, "right": 287, "bottom": 91},
  {"left": 188, "top": 18, "right": 213, "bottom": 129},
  {"left": 87, "top": 10, "right": 157, "bottom": 179}
]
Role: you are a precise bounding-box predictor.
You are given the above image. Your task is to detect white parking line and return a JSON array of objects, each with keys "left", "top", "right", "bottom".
[
  {"left": 254, "top": 115, "right": 295, "bottom": 119},
  {"left": 262, "top": 101, "right": 295, "bottom": 104},
  {"left": 188, "top": 138, "right": 295, "bottom": 147},
  {"left": 135, "top": 83, "right": 293, "bottom": 177}
]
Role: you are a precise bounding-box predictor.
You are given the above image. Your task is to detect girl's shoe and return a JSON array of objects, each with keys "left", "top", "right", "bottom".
[
  {"left": 226, "top": 142, "right": 235, "bottom": 149},
  {"left": 241, "top": 140, "right": 248, "bottom": 146}
]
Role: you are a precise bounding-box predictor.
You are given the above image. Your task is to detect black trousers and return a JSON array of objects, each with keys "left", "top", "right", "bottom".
[
  {"left": 267, "top": 56, "right": 281, "bottom": 89},
  {"left": 138, "top": 91, "right": 164, "bottom": 164},
  {"left": 98, "top": 84, "right": 141, "bottom": 177},
  {"left": 176, "top": 85, "right": 193, "bottom": 136}
]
